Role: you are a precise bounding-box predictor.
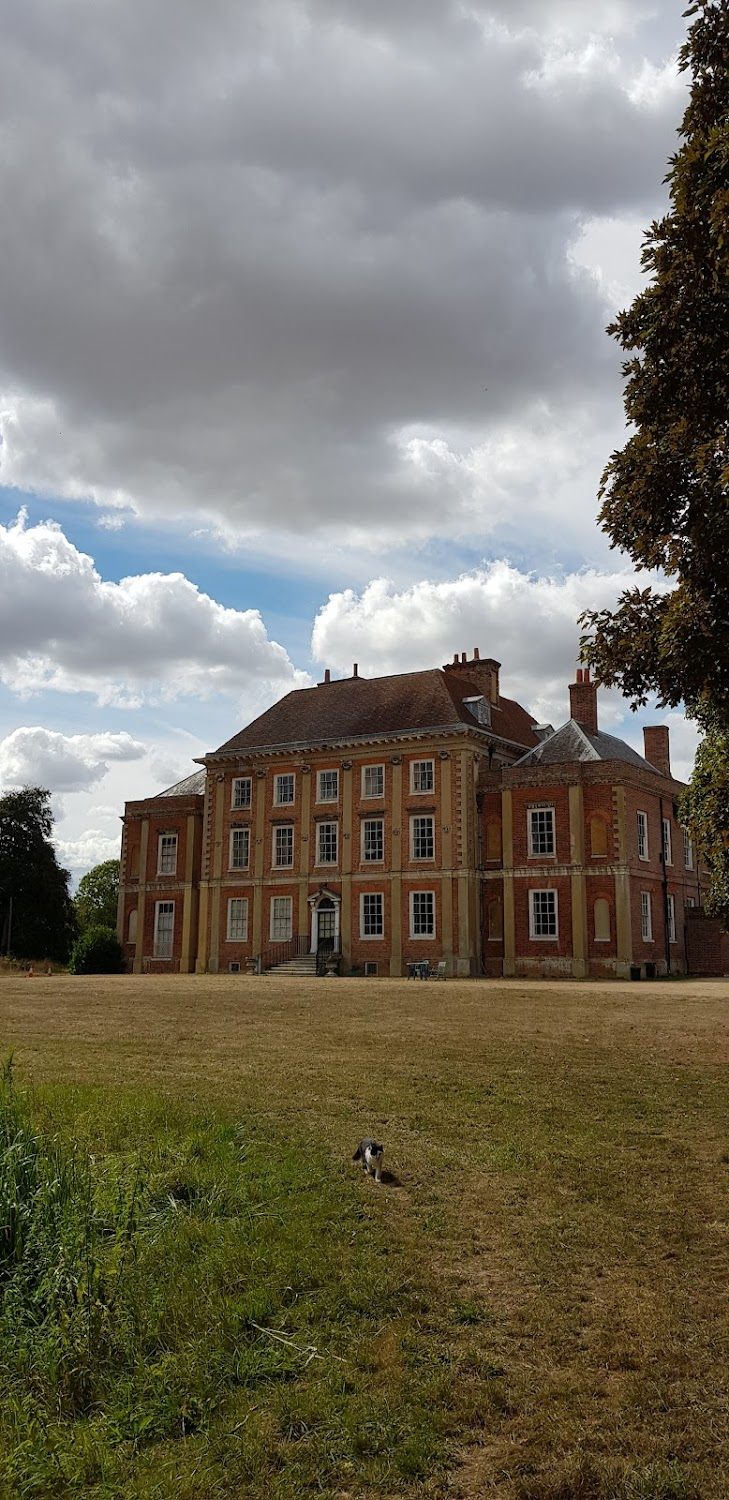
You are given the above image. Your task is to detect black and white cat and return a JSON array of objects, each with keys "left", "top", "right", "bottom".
[{"left": 353, "top": 1138, "right": 384, "bottom": 1183}]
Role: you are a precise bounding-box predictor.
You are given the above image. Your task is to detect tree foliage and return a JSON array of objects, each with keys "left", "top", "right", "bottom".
[
  {"left": 69, "top": 924, "right": 124, "bottom": 975},
  {"left": 0, "top": 789, "right": 75, "bottom": 962},
  {"left": 580, "top": 0, "right": 729, "bottom": 913},
  {"left": 74, "top": 859, "right": 120, "bottom": 934}
]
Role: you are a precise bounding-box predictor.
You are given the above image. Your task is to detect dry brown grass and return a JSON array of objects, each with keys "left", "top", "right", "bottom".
[{"left": 3, "top": 972, "right": 729, "bottom": 1497}]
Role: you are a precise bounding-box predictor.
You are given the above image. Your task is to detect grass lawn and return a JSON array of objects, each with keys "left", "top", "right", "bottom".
[{"left": 1, "top": 973, "right": 728, "bottom": 1498}]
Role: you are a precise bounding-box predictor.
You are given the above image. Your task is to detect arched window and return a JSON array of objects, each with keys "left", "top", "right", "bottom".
[
  {"left": 128, "top": 909, "right": 138, "bottom": 944},
  {"left": 485, "top": 822, "right": 502, "bottom": 862},
  {"left": 487, "top": 899, "right": 503, "bottom": 942},
  {"left": 594, "top": 898, "right": 610, "bottom": 943},
  {"left": 590, "top": 816, "right": 608, "bottom": 858}
]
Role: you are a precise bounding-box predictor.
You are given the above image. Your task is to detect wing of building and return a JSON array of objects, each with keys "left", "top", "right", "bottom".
[{"left": 118, "top": 652, "right": 708, "bottom": 979}]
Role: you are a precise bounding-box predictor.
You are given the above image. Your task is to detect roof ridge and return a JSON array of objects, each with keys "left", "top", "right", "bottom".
[{"left": 571, "top": 720, "right": 601, "bottom": 759}]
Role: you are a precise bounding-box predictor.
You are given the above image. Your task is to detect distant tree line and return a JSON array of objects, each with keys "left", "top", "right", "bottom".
[{"left": 0, "top": 787, "right": 122, "bottom": 970}]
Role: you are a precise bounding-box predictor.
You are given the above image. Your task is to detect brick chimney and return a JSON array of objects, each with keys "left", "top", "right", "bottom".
[
  {"left": 569, "top": 668, "right": 598, "bottom": 734},
  {"left": 443, "top": 650, "right": 500, "bottom": 705},
  {"left": 643, "top": 725, "right": 671, "bottom": 778}
]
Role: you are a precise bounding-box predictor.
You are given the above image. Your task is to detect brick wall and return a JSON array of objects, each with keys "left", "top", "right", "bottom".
[{"left": 686, "top": 910, "right": 729, "bottom": 975}]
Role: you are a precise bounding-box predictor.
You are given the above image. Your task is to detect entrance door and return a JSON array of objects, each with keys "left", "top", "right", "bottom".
[{"left": 317, "top": 906, "right": 336, "bottom": 945}]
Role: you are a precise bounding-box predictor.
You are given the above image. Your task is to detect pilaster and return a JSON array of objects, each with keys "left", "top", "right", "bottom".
[
  {"left": 208, "top": 774, "right": 225, "bottom": 973},
  {"left": 132, "top": 817, "right": 149, "bottom": 974},
  {"left": 341, "top": 761, "right": 353, "bottom": 966},
  {"left": 252, "top": 770, "right": 267, "bottom": 958},
  {"left": 180, "top": 812, "right": 198, "bottom": 973},
  {"left": 569, "top": 784, "right": 587, "bottom": 977},
  {"left": 502, "top": 788, "right": 515, "bottom": 976}
]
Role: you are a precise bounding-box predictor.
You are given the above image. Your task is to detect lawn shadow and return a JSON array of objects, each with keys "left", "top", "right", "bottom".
[{"left": 380, "top": 1169, "right": 403, "bottom": 1187}]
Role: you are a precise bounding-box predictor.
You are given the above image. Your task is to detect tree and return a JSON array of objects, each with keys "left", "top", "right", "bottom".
[
  {"left": 580, "top": 0, "right": 729, "bottom": 916},
  {"left": 74, "top": 859, "right": 120, "bottom": 935},
  {"left": 69, "top": 925, "right": 124, "bottom": 975},
  {"left": 680, "top": 704, "right": 729, "bottom": 918},
  {"left": 0, "top": 788, "right": 76, "bottom": 961}
]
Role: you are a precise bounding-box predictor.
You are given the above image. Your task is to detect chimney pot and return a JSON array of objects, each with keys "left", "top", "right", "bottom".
[
  {"left": 473, "top": 646, "right": 480, "bottom": 660},
  {"left": 324, "top": 669, "right": 330, "bottom": 684},
  {"left": 576, "top": 667, "right": 583, "bottom": 684},
  {"left": 353, "top": 663, "right": 358, "bottom": 677},
  {"left": 461, "top": 652, "right": 467, "bottom": 663},
  {"left": 584, "top": 666, "right": 590, "bottom": 683},
  {"left": 453, "top": 652, "right": 458, "bottom": 664}
]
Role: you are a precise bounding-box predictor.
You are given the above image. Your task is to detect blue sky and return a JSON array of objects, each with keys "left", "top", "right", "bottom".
[{"left": 0, "top": 0, "right": 697, "bottom": 879}]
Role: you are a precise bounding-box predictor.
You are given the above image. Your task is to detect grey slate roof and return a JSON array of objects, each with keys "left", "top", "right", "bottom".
[
  {"left": 210, "top": 668, "right": 540, "bottom": 756},
  {"left": 157, "top": 770, "right": 206, "bottom": 797},
  {"left": 513, "top": 720, "right": 660, "bottom": 773}
]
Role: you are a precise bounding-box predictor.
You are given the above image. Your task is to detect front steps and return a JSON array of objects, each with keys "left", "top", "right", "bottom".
[{"left": 264, "top": 955, "right": 318, "bottom": 977}]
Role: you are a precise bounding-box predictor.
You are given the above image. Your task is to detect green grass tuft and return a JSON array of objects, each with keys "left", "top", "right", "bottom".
[{"left": 0, "top": 1064, "right": 450, "bottom": 1497}]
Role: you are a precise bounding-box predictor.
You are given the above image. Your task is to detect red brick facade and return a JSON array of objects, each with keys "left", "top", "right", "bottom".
[{"left": 118, "top": 659, "right": 712, "bottom": 978}]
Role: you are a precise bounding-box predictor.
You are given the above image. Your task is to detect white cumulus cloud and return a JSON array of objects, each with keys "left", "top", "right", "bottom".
[
  {"left": 312, "top": 561, "right": 667, "bottom": 729},
  {"left": 0, "top": 511, "right": 308, "bottom": 706},
  {"left": 0, "top": 727, "right": 146, "bottom": 794}
]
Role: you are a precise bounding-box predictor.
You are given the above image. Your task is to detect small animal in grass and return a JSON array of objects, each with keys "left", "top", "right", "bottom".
[{"left": 353, "top": 1138, "right": 384, "bottom": 1184}]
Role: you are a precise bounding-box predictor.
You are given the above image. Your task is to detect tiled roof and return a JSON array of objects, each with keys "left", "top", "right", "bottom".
[
  {"left": 513, "top": 720, "right": 660, "bottom": 772},
  {"left": 157, "top": 770, "right": 206, "bottom": 797},
  {"left": 210, "top": 669, "right": 540, "bottom": 756}
]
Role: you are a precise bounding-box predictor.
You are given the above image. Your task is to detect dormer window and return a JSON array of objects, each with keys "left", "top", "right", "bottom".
[{"left": 463, "top": 695, "right": 491, "bottom": 727}]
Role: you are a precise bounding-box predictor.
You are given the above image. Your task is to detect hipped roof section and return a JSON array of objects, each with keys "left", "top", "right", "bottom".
[
  {"left": 208, "top": 668, "right": 540, "bottom": 757},
  {"left": 513, "top": 720, "right": 660, "bottom": 772}
]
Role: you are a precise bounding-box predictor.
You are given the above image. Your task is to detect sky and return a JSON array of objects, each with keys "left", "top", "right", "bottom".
[{"left": 0, "top": 0, "right": 697, "bottom": 882}]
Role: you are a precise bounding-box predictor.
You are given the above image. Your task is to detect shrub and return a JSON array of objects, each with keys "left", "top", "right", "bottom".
[{"left": 69, "top": 924, "right": 124, "bottom": 974}]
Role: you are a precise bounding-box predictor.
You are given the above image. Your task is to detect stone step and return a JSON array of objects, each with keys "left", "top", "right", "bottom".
[{"left": 265, "top": 958, "right": 318, "bottom": 975}]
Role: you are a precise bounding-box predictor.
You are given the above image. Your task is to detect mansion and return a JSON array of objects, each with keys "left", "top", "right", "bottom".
[{"left": 117, "top": 650, "right": 707, "bottom": 979}]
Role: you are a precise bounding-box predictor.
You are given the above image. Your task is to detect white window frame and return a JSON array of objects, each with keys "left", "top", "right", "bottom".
[
  {"left": 409, "top": 890, "right": 436, "bottom": 939},
  {"left": 270, "top": 896, "right": 293, "bottom": 943},
  {"left": 274, "top": 773, "right": 295, "bottom": 806},
  {"left": 229, "top": 825, "right": 250, "bottom": 870},
  {"left": 153, "top": 900, "right": 175, "bottom": 958},
  {"left": 273, "top": 825, "right": 294, "bottom": 868},
  {"left": 317, "top": 769, "right": 339, "bottom": 803},
  {"left": 362, "top": 818, "right": 384, "bottom": 863},
  {"left": 362, "top": 764, "right": 384, "bottom": 799},
  {"left": 231, "top": 777, "right": 252, "bottom": 810},
  {"left": 662, "top": 818, "right": 673, "bottom": 866},
  {"left": 157, "top": 833, "right": 178, "bottom": 876},
  {"left": 641, "top": 891, "right": 653, "bottom": 942},
  {"left": 410, "top": 759, "right": 434, "bottom": 794},
  {"left": 226, "top": 897, "right": 249, "bottom": 942},
  {"left": 410, "top": 814, "right": 435, "bottom": 861},
  {"left": 360, "top": 892, "right": 384, "bottom": 939},
  {"left": 529, "top": 889, "right": 558, "bottom": 940},
  {"left": 683, "top": 828, "right": 694, "bottom": 871},
  {"left": 667, "top": 893, "right": 676, "bottom": 945},
  {"left": 316, "top": 821, "right": 338, "bottom": 866},
  {"left": 637, "top": 811, "right": 649, "bottom": 861},
  {"left": 528, "top": 807, "right": 555, "bottom": 859}
]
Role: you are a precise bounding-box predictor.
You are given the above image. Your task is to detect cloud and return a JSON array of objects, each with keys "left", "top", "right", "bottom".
[
  {"left": 54, "top": 830, "right": 123, "bottom": 878},
  {"left": 0, "top": 0, "right": 686, "bottom": 557},
  {"left": 0, "top": 512, "right": 308, "bottom": 706},
  {"left": 0, "top": 726, "right": 146, "bottom": 793},
  {"left": 312, "top": 561, "right": 667, "bottom": 727}
]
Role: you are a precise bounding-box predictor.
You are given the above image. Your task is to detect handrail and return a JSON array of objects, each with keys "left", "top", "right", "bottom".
[{"left": 258, "top": 934, "right": 310, "bottom": 973}]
